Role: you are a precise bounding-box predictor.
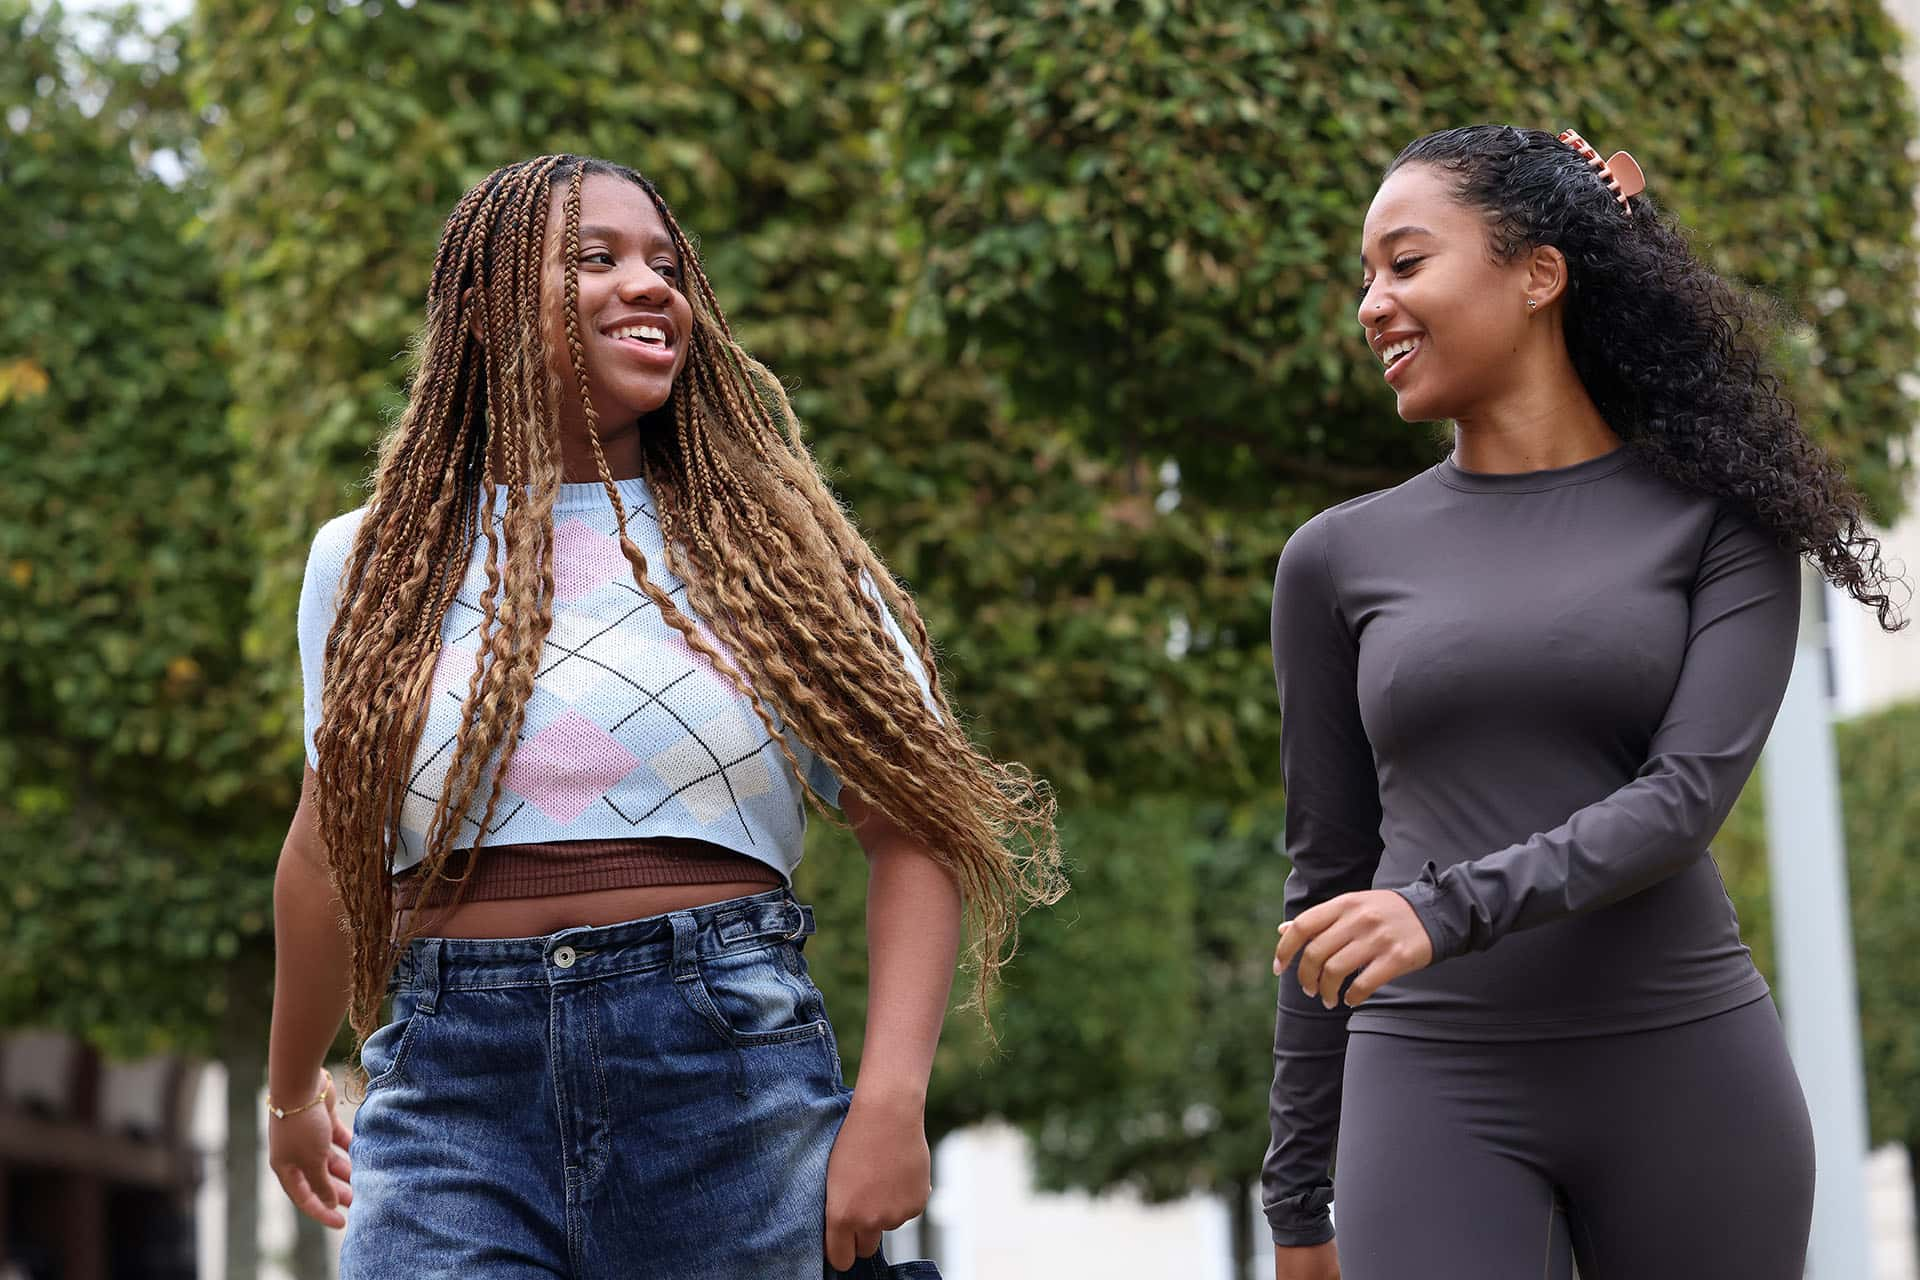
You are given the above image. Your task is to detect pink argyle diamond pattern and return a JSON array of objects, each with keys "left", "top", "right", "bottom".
[
  {"left": 552, "top": 517, "right": 633, "bottom": 602},
  {"left": 661, "top": 615, "right": 747, "bottom": 685},
  {"left": 502, "top": 709, "right": 641, "bottom": 824}
]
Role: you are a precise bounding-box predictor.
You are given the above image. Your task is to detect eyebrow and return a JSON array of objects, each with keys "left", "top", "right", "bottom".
[
  {"left": 578, "top": 223, "right": 677, "bottom": 253},
  {"left": 1359, "top": 225, "right": 1436, "bottom": 265}
]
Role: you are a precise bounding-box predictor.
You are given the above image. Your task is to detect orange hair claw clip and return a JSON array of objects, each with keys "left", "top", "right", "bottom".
[{"left": 1558, "top": 129, "right": 1645, "bottom": 216}]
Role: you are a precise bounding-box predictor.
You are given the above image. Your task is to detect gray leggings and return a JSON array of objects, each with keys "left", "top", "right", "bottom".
[{"left": 1332, "top": 996, "right": 1814, "bottom": 1280}]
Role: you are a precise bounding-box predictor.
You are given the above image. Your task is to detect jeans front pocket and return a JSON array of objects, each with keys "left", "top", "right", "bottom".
[
  {"left": 359, "top": 987, "right": 432, "bottom": 1093},
  {"left": 680, "top": 943, "right": 830, "bottom": 1048}
]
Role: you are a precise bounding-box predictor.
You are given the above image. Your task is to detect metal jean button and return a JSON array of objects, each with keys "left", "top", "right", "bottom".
[{"left": 552, "top": 945, "right": 577, "bottom": 969}]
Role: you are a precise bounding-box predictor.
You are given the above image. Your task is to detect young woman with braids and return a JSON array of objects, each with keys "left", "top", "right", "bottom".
[
  {"left": 1263, "top": 125, "right": 1906, "bottom": 1280},
  {"left": 264, "top": 155, "right": 1061, "bottom": 1278}
]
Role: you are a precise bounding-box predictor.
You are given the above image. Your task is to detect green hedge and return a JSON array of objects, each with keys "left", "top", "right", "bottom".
[
  {"left": 0, "top": 4, "right": 277, "bottom": 1054},
  {"left": 889, "top": 0, "right": 1917, "bottom": 518}
]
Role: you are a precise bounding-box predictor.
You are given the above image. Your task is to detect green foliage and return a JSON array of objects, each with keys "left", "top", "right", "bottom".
[
  {"left": 797, "top": 794, "right": 1288, "bottom": 1186},
  {"left": 0, "top": 806, "right": 273, "bottom": 1058},
  {"left": 1718, "top": 699, "right": 1920, "bottom": 1153},
  {"left": 1013, "top": 801, "right": 1287, "bottom": 1203},
  {"left": 1, "top": 3, "right": 254, "bottom": 800},
  {"left": 823, "top": 392, "right": 1309, "bottom": 803},
  {"left": 889, "top": 0, "right": 1918, "bottom": 519},
  {"left": 0, "top": 2, "right": 278, "bottom": 1054},
  {"left": 1838, "top": 703, "right": 1920, "bottom": 1153}
]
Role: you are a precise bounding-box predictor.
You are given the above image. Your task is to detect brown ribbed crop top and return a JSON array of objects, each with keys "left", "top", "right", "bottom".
[{"left": 390, "top": 836, "right": 782, "bottom": 910}]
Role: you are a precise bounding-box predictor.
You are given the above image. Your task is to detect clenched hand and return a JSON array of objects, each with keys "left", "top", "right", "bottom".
[{"left": 1274, "top": 889, "right": 1434, "bottom": 1008}]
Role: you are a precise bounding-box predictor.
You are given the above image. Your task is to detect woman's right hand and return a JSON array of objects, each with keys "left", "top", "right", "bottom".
[
  {"left": 1275, "top": 1240, "right": 1340, "bottom": 1280},
  {"left": 267, "top": 1078, "right": 354, "bottom": 1229}
]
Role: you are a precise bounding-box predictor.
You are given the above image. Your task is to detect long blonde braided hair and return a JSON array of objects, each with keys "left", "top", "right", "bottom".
[{"left": 312, "top": 156, "right": 1065, "bottom": 1052}]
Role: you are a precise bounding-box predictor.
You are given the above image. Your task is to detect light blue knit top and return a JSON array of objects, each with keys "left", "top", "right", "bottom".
[{"left": 297, "top": 475, "right": 931, "bottom": 882}]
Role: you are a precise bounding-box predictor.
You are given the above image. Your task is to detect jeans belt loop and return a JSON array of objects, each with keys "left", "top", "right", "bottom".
[
  {"left": 416, "top": 939, "right": 443, "bottom": 1016},
  {"left": 669, "top": 911, "right": 700, "bottom": 981}
]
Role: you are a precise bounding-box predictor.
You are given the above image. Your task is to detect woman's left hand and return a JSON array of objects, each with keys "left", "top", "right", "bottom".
[
  {"left": 1273, "top": 890, "right": 1435, "bottom": 1008},
  {"left": 824, "top": 1087, "right": 931, "bottom": 1272}
]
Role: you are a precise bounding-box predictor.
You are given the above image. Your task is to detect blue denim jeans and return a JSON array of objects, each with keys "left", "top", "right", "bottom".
[{"left": 339, "top": 887, "right": 940, "bottom": 1279}]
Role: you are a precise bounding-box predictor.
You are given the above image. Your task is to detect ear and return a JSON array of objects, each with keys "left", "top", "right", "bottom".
[
  {"left": 1524, "top": 244, "right": 1570, "bottom": 312},
  {"left": 460, "top": 286, "right": 484, "bottom": 347}
]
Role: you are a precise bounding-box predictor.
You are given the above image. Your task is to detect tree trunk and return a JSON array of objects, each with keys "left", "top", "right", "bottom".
[
  {"left": 224, "top": 1023, "right": 263, "bottom": 1280},
  {"left": 222, "top": 960, "right": 274, "bottom": 1280},
  {"left": 1229, "top": 1174, "right": 1256, "bottom": 1280},
  {"left": 291, "top": 1205, "right": 333, "bottom": 1279}
]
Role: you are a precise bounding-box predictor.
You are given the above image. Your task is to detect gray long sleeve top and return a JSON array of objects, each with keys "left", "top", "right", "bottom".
[{"left": 1261, "top": 447, "right": 1800, "bottom": 1246}]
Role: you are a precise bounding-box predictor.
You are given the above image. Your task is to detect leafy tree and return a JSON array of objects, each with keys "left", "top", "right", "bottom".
[
  {"left": 888, "top": 0, "right": 1916, "bottom": 517},
  {"left": 1008, "top": 802, "right": 1289, "bottom": 1268},
  {"left": 0, "top": 0, "right": 273, "bottom": 1056},
  {"left": 0, "top": 6, "right": 286, "bottom": 1271}
]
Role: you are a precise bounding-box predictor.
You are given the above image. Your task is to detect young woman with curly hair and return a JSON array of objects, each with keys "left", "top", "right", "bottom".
[
  {"left": 264, "top": 154, "right": 1062, "bottom": 1279},
  {"left": 1264, "top": 124, "right": 1905, "bottom": 1280}
]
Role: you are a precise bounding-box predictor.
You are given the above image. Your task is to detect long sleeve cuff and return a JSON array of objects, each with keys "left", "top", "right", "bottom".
[
  {"left": 1265, "top": 1183, "right": 1336, "bottom": 1246},
  {"left": 1393, "top": 859, "right": 1471, "bottom": 961},
  {"left": 1263, "top": 989, "right": 1349, "bottom": 1250}
]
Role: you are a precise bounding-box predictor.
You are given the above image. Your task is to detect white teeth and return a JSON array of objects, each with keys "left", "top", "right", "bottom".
[
  {"left": 1381, "top": 338, "right": 1417, "bottom": 366},
  {"left": 614, "top": 325, "right": 668, "bottom": 344}
]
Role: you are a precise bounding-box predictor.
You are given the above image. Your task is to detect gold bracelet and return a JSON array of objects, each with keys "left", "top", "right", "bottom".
[{"left": 266, "top": 1068, "right": 333, "bottom": 1120}]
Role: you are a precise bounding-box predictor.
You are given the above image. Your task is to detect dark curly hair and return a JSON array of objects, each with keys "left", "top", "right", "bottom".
[{"left": 1389, "top": 124, "right": 1906, "bottom": 630}]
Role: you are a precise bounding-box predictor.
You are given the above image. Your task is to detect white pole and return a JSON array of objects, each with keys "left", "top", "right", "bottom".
[{"left": 1759, "top": 564, "right": 1874, "bottom": 1280}]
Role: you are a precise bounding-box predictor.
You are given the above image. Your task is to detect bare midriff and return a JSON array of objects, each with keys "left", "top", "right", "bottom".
[{"left": 397, "top": 880, "right": 785, "bottom": 939}]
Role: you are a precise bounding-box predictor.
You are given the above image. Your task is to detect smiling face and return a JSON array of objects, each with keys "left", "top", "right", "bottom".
[
  {"left": 1356, "top": 163, "right": 1543, "bottom": 424},
  {"left": 542, "top": 171, "right": 695, "bottom": 433}
]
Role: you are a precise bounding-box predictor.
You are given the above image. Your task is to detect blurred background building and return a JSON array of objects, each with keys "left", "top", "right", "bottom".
[{"left": 0, "top": 1034, "right": 198, "bottom": 1279}]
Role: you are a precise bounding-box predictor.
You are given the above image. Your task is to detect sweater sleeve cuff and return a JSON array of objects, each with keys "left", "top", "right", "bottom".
[
  {"left": 1393, "top": 860, "right": 1463, "bottom": 961},
  {"left": 1264, "top": 1184, "right": 1336, "bottom": 1247}
]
